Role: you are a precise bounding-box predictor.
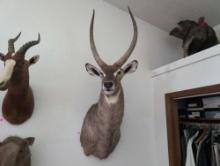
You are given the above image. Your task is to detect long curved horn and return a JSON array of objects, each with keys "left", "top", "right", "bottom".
[
  {"left": 90, "top": 10, "right": 108, "bottom": 69},
  {"left": 113, "top": 7, "right": 138, "bottom": 69},
  {"left": 8, "top": 32, "right": 21, "bottom": 53},
  {"left": 16, "top": 33, "right": 41, "bottom": 57}
]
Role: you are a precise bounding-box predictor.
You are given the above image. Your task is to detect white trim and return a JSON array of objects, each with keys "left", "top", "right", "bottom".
[{"left": 151, "top": 44, "right": 220, "bottom": 78}]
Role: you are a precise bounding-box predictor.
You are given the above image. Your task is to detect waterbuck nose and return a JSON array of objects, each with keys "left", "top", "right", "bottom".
[{"left": 104, "top": 81, "right": 113, "bottom": 89}]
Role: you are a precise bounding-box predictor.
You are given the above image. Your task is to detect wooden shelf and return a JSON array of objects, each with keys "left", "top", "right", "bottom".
[
  {"left": 151, "top": 44, "right": 220, "bottom": 78},
  {"left": 203, "top": 108, "right": 220, "bottom": 111},
  {"left": 185, "top": 108, "right": 220, "bottom": 112},
  {"left": 180, "top": 108, "right": 220, "bottom": 112},
  {"left": 179, "top": 117, "right": 220, "bottom": 123}
]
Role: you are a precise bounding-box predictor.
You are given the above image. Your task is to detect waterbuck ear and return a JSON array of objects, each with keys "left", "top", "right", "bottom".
[
  {"left": 122, "top": 60, "right": 138, "bottom": 74},
  {"left": 29, "top": 55, "right": 40, "bottom": 66},
  {"left": 85, "top": 63, "right": 103, "bottom": 77},
  {"left": 0, "top": 53, "right": 5, "bottom": 61},
  {"left": 25, "top": 137, "right": 35, "bottom": 146}
]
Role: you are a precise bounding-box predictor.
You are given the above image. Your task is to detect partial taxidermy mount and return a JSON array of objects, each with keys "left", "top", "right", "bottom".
[
  {"left": 0, "top": 33, "right": 40, "bottom": 125},
  {"left": 80, "top": 7, "right": 138, "bottom": 159},
  {"left": 170, "top": 17, "right": 219, "bottom": 57},
  {"left": 0, "top": 136, "right": 35, "bottom": 166}
]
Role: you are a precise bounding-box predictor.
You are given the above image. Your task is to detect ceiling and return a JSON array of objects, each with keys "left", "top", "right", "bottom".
[{"left": 104, "top": 0, "right": 220, "bottom": 32}]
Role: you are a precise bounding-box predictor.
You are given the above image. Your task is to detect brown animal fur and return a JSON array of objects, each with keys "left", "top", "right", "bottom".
[
  {"left": 81, "top": 87, "right": 124, "bottom": 159},
  {"left": 0, "top": 33, "right": 40, "bottom": 125}
]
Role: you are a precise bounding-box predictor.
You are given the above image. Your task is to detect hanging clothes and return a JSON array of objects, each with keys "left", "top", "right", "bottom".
[
  {"left": 181, "top": 126, "right": 220, "bottom": 166},
  {"left": 197, "top": 134, "right": 212, "bottom": 166},
  {"left": 181, "top": 129, "right": 193, "bottom": 166},
  {"left": 181, "top": 129, "right": 187, "bottom": 166},
  {"left": 196, "top": 130, "right": 210, "bottom": 165},
  {"left": 213, "top": 143, "right": 220, "bottom": 166},
  {"left": 185, "top": 131, "right": 199, "bottom": 166},
  {"left": 212, "top": 132, "right": 220, "bottom": 166}
]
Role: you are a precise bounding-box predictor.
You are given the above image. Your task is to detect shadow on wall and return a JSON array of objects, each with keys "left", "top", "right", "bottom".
[{"left": 145, "top": 36, "right": 182, "bottom": 70}]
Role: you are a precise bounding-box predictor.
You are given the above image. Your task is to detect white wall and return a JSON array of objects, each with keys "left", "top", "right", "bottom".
[
  {"left": 152, "top": 45, "right": 220, "bottom": 166},
  {"left": 0, "top": 0, "right": 180, "bottom": 166}
]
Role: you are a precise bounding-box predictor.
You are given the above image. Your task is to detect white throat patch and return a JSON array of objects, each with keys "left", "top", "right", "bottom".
[
  {"left": 0, "top": 59, "right": 16, "bottom": 84},
  {"left": 104, "top": 90, "right": 121, "bottom": 105}
]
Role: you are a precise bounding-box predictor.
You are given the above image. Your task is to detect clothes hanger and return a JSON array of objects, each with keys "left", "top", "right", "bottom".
[{"left": 194, "top": 128, "right": 209, "bottom": 145}]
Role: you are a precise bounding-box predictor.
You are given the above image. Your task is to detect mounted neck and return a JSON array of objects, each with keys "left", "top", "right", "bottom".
[
  {"left": 103, "top": 89, "right": 122, "bottom": 105},
  {"left": 98, "top": 87, "right": 124, "bottom": 109},
  {"left": 96, "top": 87, "right": 125, "bottom": 129}
]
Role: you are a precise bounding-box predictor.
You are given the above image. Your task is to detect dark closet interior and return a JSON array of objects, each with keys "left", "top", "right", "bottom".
[{"left": 165, "top": 84, "right": 220, "bottom": 166}]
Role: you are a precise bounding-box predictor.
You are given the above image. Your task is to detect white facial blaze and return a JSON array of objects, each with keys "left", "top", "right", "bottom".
[{"left": 0, "top": 59, "right": 16, "bottom": 84}]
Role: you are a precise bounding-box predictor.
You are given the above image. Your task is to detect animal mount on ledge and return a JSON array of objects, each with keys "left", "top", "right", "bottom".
[
  {"left": 0, "top": 136, "right": 35, "bottom": 166},
  {"left": 80, "top": 7, "right": 138, "bottom": 159},
  {"left": 0, "top": 33, "right": 40, "bottom": 125},
  {"left": 170, "top": 17, "right": 219, "bottom": 57}
]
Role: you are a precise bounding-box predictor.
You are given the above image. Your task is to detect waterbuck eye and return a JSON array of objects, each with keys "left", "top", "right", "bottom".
[{"left": 115, "top": 70, "right": 122, "bottom": 76}]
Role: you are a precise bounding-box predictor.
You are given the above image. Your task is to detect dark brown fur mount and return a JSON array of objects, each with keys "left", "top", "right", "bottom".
[
  {"left": 0, "top": 136, "right": 35, "bottom": 166},
  {"left": 0, "top": 33, "right": 40, "bottom": 125},
  {"left": 80, "top": 7, "right": 138, "bottom": 159},
  {"left": 170, "top": 17, "right": 219, "bottom": 57}
]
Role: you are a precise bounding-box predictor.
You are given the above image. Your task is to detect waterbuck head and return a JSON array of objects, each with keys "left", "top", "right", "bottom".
[
  {"left": 0, "top": 33, "right": 40, "bottom": 90},
  {"left": 85, "top": 7, "right": 138, "bottom": 96},
  {"left": 0, "top": 136, "right": 35, "bottom": 166}
]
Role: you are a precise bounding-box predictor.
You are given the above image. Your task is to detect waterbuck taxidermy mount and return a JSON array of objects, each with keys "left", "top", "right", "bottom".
[
  {"left": 0, "top": 33, "right": 40, "bottom": 125},
  {"left": 0, "top": 136, "right": 35, "bottom": 166},
  {"left": 170, "top": 17, "right": 219, "bottom": 57},
  {"left": 80, "top": 7, "right": 138, "bottom": 159}
]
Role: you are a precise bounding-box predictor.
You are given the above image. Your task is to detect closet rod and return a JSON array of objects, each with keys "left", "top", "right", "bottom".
[
  {"left": 180, "top": 121, "right": 220, "bottom": 129},
  {"left": 180, "top": 117, "right": 220, "bottom": 123}
]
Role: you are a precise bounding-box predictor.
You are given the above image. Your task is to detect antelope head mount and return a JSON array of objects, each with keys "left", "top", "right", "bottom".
[
  {"left": 80, "top": 7, "right": 138, "bottom": 159},
  {"left": 0, "top": 33, "right": 40, "bottom": 125}
]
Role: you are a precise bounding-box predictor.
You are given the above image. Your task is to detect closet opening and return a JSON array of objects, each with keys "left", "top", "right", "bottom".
[{"left": 165, "top": 84, "right": 220, "bottom": 166}]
